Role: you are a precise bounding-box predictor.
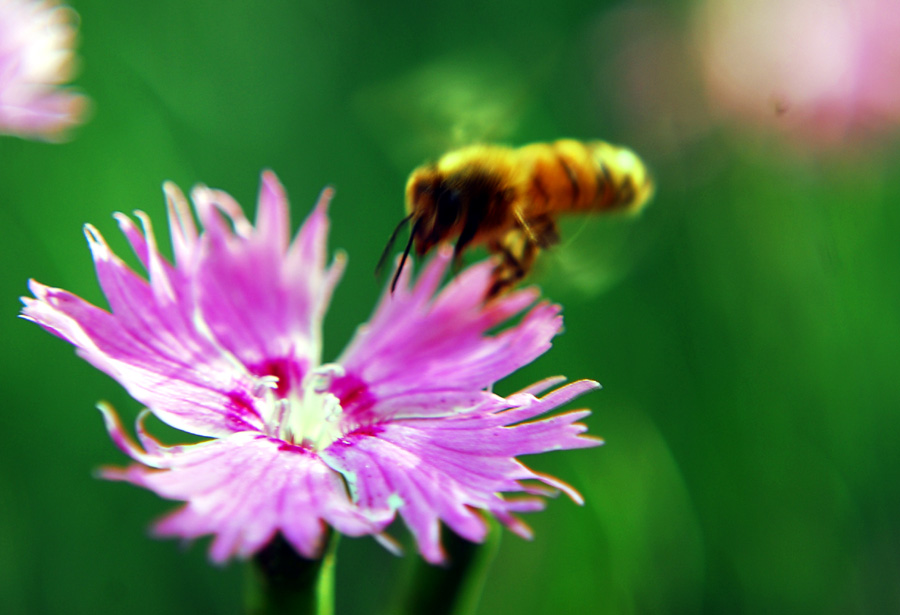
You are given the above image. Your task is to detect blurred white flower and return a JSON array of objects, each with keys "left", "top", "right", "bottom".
[{"left": 0, "top": 0, "right": 88, "bottom": 140}]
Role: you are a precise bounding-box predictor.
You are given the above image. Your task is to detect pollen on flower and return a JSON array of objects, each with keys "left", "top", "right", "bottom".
[
  {"left": 387, "top": 493, "right": 405, "bottom": 510},
  {"left": 21, "top": 170, "right": 602, "bottom": 565},
  {"left": 284, "top": 369, "right": 345, "bottom": 450}
]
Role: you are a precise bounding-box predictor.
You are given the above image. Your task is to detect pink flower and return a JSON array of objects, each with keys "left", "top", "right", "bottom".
[
  {"left": 21, "top": 171, "right": 601, "bottom": 564},
  {"left": 696, "top": 0, "right": 900, "bottom": 147},
  {"left": 0, "top": 0, "right": 87, "bottom": 140}
]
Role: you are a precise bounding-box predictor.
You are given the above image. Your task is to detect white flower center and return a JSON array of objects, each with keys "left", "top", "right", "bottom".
[{"left": 278, "top": 364, "right": 345, "bottom": 450}]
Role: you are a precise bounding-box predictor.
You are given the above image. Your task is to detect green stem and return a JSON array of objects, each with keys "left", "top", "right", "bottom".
[
  {"left": 450, "top": 519, "right": 501, "bottom": 615},
  {"left": 315, "top": 533, "right": 340, "bottom": 615},
  {"left": 389, "top": 519, "right": 501, "bottom": 615},
  {"left": 244, "top": 533, "right": 340, "bottom": 615}
]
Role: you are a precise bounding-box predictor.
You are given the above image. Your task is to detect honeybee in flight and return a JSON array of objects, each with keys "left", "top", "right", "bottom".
[{"left": 379, "top": 139, "right": 654, "bottom": 298}]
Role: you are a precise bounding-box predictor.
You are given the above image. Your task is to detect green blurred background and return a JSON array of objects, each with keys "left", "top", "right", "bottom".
[{"left": 2, "top": 0, "right": 899, "bottom": 613}]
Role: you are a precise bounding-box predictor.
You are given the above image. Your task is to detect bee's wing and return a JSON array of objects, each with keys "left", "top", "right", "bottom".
[
  {"left": 351, "top": 53, "right": 537, "bottom": 170},
  {"left": 536, "top": 212, "right": 660, "bottom": 297}
]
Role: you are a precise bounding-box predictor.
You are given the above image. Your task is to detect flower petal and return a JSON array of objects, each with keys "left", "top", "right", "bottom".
[
  {"left": 338, "top": 248, "right": 563, "bottom": 419},
  {"left": 321, "top": 380, "right": 600, "bottom": 563},
  {"left": 102, "top": 428, "right": 394, "bottom": 563},
  {"left": 20, "top": 173, "right": 346, "bottom": 437},
  {"left": 22, "top": 277, "right": 262, "bottom": 437},
  {"left": 191, "top": 177, "right": 343, "bottom": 378}
]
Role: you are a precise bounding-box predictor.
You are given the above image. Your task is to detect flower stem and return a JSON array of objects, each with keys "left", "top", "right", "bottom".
[
  {"left": 244, "top": 532, "right": 340, "bottom": 615},
  {"left": 315, "top": 534, "right": 340, "bottom": 615},
  {"left": 450, "top": 519, "right": 501, "bottom": 615},
  {"left": 391, "top": 519, "right": 501, "bottom": 615}
]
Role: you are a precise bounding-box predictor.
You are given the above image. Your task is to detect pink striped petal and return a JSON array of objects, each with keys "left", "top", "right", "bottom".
[
  {"left": 103, "top": 426, "right": 393, "bottom": 563},
  {"left": 321, "top": 380, "right": 600, "bottom": 563},
  {"left": 339, "top": 248, "right": 562, "bottom": 420}
]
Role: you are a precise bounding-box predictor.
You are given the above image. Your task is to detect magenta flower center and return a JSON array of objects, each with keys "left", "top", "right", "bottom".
[
  {"left": 249, "top": 358, "right": 306, "bottom": 398},
  {"left": 246, "top": 358, "right": 371, "bottom": 451}
]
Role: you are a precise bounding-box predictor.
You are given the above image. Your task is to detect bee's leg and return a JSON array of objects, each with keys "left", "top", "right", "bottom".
[
  {"left": 453, "top": 206, "right": 487, "bottom": 272},
  {"left": 514, "top": 208, "right": 538, "bottom": 243},
  {"left": 486, "top": 239, "right": 522, "bottom": 298},
  {"left": 530, "top": 215, "right": 560, "bottom": 248},
  {"left": 517, "top": 237, "right": 539, "bottom": 281},
  {"left": 485, "top": 210, "right": 552, "bottom": 298},
  {"left": 486, "top": 233, "right": 538, "bottom": 299}
]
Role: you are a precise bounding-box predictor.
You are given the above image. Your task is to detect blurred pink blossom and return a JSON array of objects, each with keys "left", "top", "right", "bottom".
[
  {"left": 0, "top": 0, "right": 87, "bottom": 140},
  {"left": 696, "top": 0, "right": 900, "bottom": 147}
]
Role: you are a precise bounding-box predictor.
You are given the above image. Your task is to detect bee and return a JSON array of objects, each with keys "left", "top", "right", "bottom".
[{"left": 378, "top": 139, "right": 654, "bottom": 298}]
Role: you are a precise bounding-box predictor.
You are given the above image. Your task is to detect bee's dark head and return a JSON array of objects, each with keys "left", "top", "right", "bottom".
[
  {"left": 376, "top": 167, "right": 462, "bottom": 294},
  {"left": 379, "top": 163, "right": 499, "bottom": 294},
  {"left": 405, "top": 166, "right": 462, "bottom": 253},
  {"left": 407, "top": 175, "right": 464, "bottom": 256}
]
